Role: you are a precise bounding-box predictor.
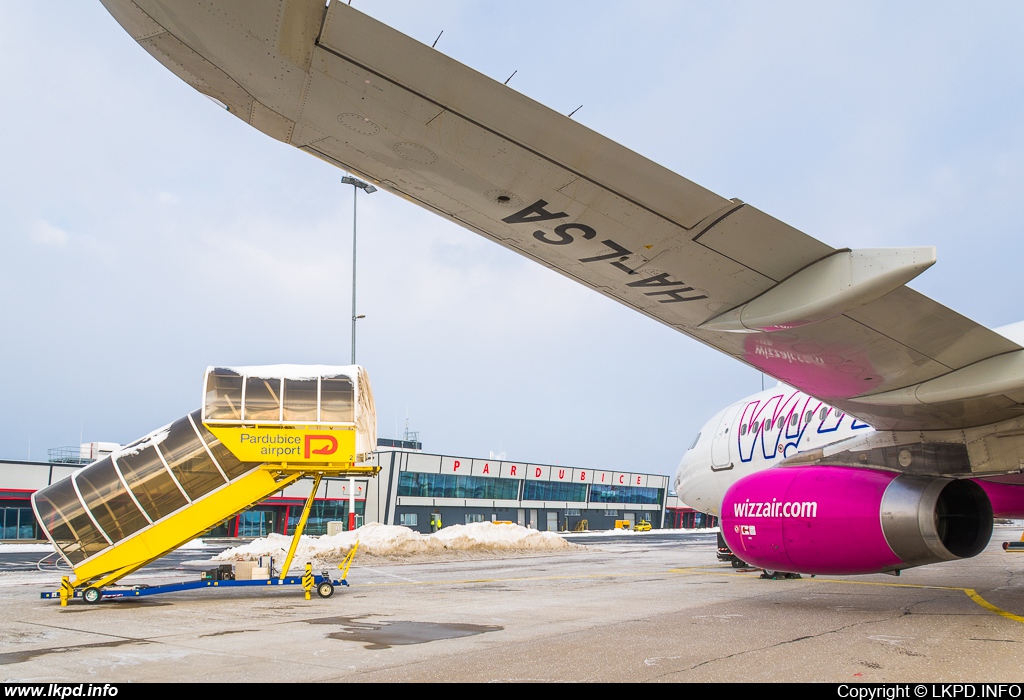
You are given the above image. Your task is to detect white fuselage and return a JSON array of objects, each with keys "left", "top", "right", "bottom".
[{"left": 674, "top": 385, "right": 873, "bottom": 515}]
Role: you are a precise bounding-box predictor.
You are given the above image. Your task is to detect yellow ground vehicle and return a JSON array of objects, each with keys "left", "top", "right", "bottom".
[
  {"left": 633, "top": 520, "right": 652, "bottom": 532},
  {"left": 33, "top": 365, "right": 378, "bottom": 605},
  {"left": 614, "top": 519, "right": 632, "bottom": 530}
]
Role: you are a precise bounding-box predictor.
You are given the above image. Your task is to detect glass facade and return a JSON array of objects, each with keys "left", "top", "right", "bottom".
[
  {"left": 33, "top": 478, "right": 110, "bottom": 564},
  {"left": 32, "top": 409, "right": 262, "bottom": 565},
  {"left": 75, "top": 458, "right": 150, "bottom": 542},
  {"left": 2, "top": 506, "right": 37, "bottom": 539},
  {"left": 115, "top": 447, "right": 189, "bottom": 522},
  {"left": 203, "top": 369, "right": 359, "bottom": 425},
  {"left": 204, "top": 369, "right": 242, "bottom": 421},
  {"left": 398, "top": 472, "right": 521, "bottom": 501},
  {"left": 194, "top": 422, "right": 255, "bottom": 480},
  {"left": 282, "top": 379, "right": 318, "bottom": 422},
  {"left": 161, "top": 413, "right": 227, "bottom": 500},
  {"left": 284, "top": 499, "right": 364, "bottom": 536},
  {"left": 589, "top": 484, "right": 663, "bottom": 506},
  {"left": 320, "top": 376, "right": 354, "bottom": 423},
  {"left": 245, "top": 377, "right": 282, "bottom": 421},
  {"left": 522, "top": 481, "right": 587, "bottom": 502}
]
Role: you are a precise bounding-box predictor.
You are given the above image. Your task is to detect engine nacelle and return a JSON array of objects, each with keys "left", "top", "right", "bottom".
[{"left": 720, "top": 466, "right": 992, "bottom": 575}]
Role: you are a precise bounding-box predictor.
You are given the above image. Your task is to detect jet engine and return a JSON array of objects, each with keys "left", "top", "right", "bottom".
[{"left": 720, "top": 466, "right": 992, "bottom": 575}]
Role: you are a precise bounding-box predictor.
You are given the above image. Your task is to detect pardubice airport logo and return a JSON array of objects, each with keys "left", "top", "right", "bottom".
[{"left": 238, "top": 432, "right": 338, "bottom": 459}]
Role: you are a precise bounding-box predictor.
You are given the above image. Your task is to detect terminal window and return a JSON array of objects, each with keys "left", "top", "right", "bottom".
[
  {"left": 399, "top": 513, "right": 418, "bottom": 527},
  {"left": 320, "top": 377, "right": 354, "bottom": 423},
  {"left": 245, "top": 377, "right": 281, "bottom": 421},
  {"left": 398, "top": 472, "right": 520, "bottom": 500},
  {"left": 205, "top": 370, "right": 242, "bottom": 421},
  {"left": 282, "top": 378, "right": 318, "bottom": 422},
  {"left": 2, "top": 506, "right": 36, "bottom": 539},
  {"left": 522, "top": 480, "right": 587, "bottom": 502},
  {"left": 590, "top": 485, "right": 663, "bottom": 506}
]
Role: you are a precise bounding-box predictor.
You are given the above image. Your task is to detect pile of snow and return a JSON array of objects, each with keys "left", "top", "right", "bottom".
[
  {"left": 564, "top": 527, "right": 719, "bottom": 537},
  {"left": 212, "top": 522, "right": 572, "bottom": 566}
]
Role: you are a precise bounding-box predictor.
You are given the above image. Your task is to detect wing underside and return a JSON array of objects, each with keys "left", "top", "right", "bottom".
[{"left": 102, "top": 0, "right": 1023, "bottom": 432}]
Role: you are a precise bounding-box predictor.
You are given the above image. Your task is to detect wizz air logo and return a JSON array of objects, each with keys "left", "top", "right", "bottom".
[
  {"left": 733, "top": 499, "right": 818, "bottom": 518},
  {"left": 736, "top": 389, "right": 870, "bottom": 463}
]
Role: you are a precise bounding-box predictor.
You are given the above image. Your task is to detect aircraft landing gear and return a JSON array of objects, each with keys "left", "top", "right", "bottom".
[{"left": 760, "top": 570, "right": 802, "bottom": 580}]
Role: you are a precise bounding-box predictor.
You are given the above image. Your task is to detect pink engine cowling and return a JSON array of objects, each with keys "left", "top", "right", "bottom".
[{"left": 720, "top": 466, "right": 993, "bottom": 575}]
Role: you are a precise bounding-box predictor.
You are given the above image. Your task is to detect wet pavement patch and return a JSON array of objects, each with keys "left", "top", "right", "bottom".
[
  {"left": 199, "top": 629, "right": 257, "bottom": 638},
  {"left": 0, "top": 638, "right": 147, "bottom": 665},
  {"left": 306, "top": 615, "right": 501, "bottom": 650}
]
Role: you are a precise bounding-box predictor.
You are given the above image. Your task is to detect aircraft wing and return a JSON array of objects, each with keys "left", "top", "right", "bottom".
[{"left": 101, "top": 0, "right": 1024, "bottom": 432}]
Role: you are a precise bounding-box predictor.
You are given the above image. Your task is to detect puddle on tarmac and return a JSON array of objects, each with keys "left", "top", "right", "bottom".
[
  {"left": 306, "top": 615, "right": 501, "bottom": 650},
  {"left": 0, "top": 639, "right": 147, "bottom": 666},
  {"left": 199, "top": 629, "right": 257, "bottom": 638}
]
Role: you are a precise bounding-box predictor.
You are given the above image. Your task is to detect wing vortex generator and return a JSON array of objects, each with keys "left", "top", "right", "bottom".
[{"left": 32, "top": 365, "right": 378, "bottom": 605}]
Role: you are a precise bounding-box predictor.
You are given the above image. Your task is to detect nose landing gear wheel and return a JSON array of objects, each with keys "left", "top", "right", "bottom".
[
  {"left": 82, "top": 587, "right": 102, "bottom": 604},
  {"left": 316, "top": 581, "right": 335, "bottom": 599}
]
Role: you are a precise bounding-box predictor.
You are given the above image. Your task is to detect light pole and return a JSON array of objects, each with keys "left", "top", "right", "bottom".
[{"left": 341, "top": 175, "right": 376, "bottom": 365}]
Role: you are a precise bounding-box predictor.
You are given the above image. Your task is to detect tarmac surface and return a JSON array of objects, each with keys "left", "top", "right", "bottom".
[{"left": 1, "top": 527, "right": 1022, "bottom": 682}]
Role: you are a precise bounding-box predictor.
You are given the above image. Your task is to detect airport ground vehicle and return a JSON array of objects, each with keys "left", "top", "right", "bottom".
[
  {"left": 716, "top": 532, "right": 746, "bottom": 569},
  {"left": 33, "top": 365, "right": 377, "bottom": 605}
]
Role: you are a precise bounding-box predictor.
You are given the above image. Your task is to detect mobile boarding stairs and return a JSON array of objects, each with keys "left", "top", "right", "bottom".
[{"left": 32, "top": 365, "right": 378, "bottom": 605}]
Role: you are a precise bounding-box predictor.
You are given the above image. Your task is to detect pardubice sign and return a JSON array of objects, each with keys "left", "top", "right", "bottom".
[{"left": 400, "top": 453, "right": 662, "bottom": 489}]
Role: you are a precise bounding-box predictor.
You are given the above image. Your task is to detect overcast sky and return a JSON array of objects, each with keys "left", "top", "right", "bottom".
[{"left": 3, "top": 2, "right": 1024, "bottom": 475}]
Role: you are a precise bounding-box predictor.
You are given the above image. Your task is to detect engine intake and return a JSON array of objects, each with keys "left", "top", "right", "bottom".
[{"left": 720, "top": 466, "right": 992, "bottom": 575}]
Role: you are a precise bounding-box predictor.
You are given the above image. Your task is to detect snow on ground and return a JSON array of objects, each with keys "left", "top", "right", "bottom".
[
  {"left": 177, "top": 538, "right": 220, "bottom": 550},
  {"left": 0, "top": 543, "right": 56, "bottom": 553},
  {"left": 560, "top": 527, "right": 719, "bottom": 538},
  {"left": 212, "top": 522, "right": 574, "bottom": 566}
]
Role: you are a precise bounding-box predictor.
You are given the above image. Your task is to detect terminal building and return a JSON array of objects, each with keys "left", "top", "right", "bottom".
[{"left": 1, "top": 441, "right": 680, "bottom": 540}]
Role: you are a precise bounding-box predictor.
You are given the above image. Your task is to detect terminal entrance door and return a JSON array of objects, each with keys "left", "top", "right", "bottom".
[
  {"left": 238, "top": 510, "right": 275, "bottom": 537},
  {"left": 517, "top": 509, "right": 525, "bottom": 527},
  {"left": 711, "top": 404, "right": 741, "bottom": 470},
  {"left": 545, "top": 512, "right": 557, "bottom": 532},
  {"left": 529, "top": 509, "right": 538, "bottom": 529}
]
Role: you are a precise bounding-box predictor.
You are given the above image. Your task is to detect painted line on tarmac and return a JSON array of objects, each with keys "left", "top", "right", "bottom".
[
  {"left": 667, "top": 567, "right": 1024, "bottom": 625},
  {"left": 357, "top": 565, "right": 418, "bottom": 583},
  {"left": 964, "top": 588, "right": 1024, "bottom": 624}
]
